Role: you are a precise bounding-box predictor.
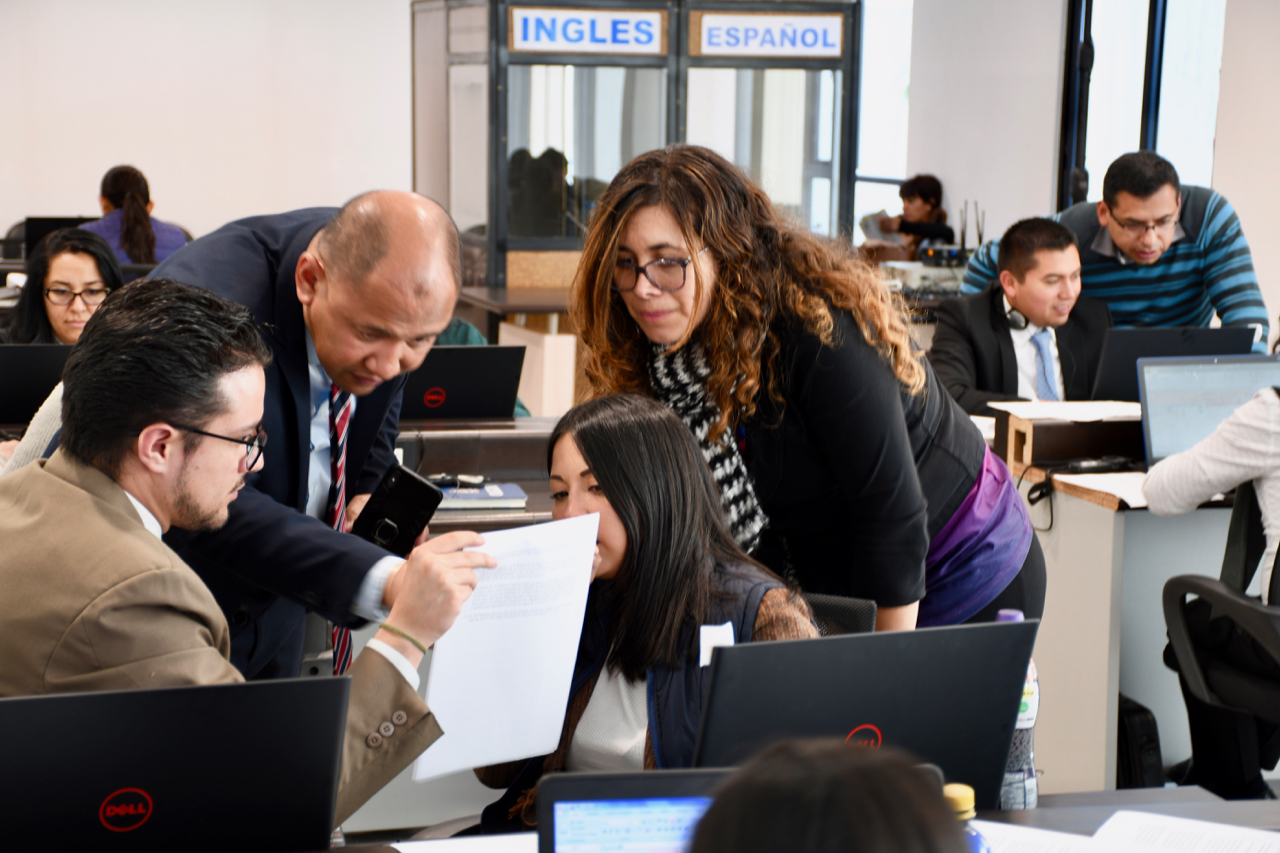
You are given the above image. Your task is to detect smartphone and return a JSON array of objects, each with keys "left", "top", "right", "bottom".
[{"left": 351, "top": 464, "right": 444, "bottom": 556}]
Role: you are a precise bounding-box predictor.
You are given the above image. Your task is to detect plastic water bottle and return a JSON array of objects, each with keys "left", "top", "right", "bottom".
[
  {"left": 996, "top": 608, "right": 1039, "bottom": 809},
  {"left": 943, "top": 783, "right": 991, "bottom": 853}
]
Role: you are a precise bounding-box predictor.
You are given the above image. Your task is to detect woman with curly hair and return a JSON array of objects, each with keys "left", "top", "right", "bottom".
[{"left": 570, "top": 145, "right": 1043, "bottom": 630}]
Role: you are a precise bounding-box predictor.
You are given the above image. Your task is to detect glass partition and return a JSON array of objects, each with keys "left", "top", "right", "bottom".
[{"left": 507, "top": 65, "right": 669, "bottom": 238}]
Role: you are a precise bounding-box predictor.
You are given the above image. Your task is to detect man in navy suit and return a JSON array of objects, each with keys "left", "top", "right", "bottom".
[{"left": 155, "top": 191, "right": 463, "bottom": 678}]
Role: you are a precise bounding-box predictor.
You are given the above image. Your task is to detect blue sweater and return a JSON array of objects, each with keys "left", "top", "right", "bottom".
[{"left": 961, "top": 186, "right": 1269, "bottom": 352}]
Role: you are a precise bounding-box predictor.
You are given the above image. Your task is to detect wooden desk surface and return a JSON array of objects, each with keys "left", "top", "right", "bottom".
[{"left": 458, "top": 286, "right": 569, "bottom": 315}]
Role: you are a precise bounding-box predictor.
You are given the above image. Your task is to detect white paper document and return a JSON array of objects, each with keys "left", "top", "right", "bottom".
[
  {"left": 987, "top": 401, "right": 1142, "bottom": 422},
  {"left": 393, "top": 835, "right": 537, "bottom": 853},
  {"left": 971, "top": 820, "right": 1123, "bottom": 853},
  {"left": 1092, "top": 810, "right": 1280, "bottom": 853},
  {"left": 1051, "top": 471, "right": 1151, "bottom": 509},
  {"left": 971, "top": 414, "right": 997, "bottom": 444},
  {"left": 412, "top": 514, "right": 599, "bottom": 782}
]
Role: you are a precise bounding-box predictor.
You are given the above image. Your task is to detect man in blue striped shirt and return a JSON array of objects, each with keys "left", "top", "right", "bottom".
[{"left": 963, "top": 152, "right": 1269, "bottom": 352}]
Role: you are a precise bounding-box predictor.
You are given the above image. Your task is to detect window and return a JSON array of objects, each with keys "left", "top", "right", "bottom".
[
  {"left": 1155, "top": 0, "right": 1227, "bottom": 187},
  {"left": 852, "top": 0, "right": 913, "bottom": 245},
  {"left": 1082, "top": 0, "right": 1149, "bottom": 198}
]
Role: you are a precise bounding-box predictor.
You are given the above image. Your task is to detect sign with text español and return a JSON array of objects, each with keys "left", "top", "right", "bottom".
[
  {"left": 691, "top": 12, "right": 844, "bottom": 59},
  {"left": 509, "top": 8, "right": 668, "bottom": 55}
]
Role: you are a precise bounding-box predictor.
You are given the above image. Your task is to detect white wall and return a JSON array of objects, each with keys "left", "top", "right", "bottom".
[
  {"left": 905, "top": 0, "right": 1068, "bottom": 244},
  {"left": 0, "top": 0, "right": 412, "bottom": 239},
  {"left": 1213, "top": 0, "right": 1279, "bottom": 347}
]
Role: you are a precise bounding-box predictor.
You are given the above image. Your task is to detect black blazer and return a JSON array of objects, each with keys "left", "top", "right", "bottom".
[
  {"left": 928, "top": 283, "right": 1113, "bottom": 416},
  {"left": 155, "top": 209, "right": 405, "bottom": 679}
]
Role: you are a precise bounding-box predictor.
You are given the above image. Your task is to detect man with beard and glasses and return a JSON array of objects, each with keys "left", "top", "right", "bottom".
[{"left": 0, "top": 279, "right": 496, "bottom": 826}]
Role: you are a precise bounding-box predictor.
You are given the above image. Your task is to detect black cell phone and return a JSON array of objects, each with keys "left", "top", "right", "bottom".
[{"left": 351, "top": 464, "right": 444, "bottom": 556}]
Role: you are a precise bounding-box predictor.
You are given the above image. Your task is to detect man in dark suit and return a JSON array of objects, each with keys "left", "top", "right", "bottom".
[
  {"left": 154, "top": 191, "right": 462, "bottom": 678},
  {"left": 930, "top": 217, "right": 1112, "bottom": 416}
]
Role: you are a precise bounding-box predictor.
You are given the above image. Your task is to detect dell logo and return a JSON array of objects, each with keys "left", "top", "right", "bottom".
[
  {"left": 99, "top": 787, "right": 153, "bottom": 832},
  {"left": 845, "top": 723, "right": 883, "bottom": 749},
  {"left": 423, "top": 387, "right": 446, "bottom": 408}
]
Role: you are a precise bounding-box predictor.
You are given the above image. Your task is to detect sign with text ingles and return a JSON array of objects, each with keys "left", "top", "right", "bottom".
[
  {"left": 0, "top": 344, "right": 70, "bottom": 425},
  {"left": 400, "top": 345, "right": 525, "bottom": 420},
  {"left": 692, "top": 620, "right": 1039, "bottom": 810},
  {"left": 510, "top": 7, "right": 668, "bottom": 55},
  {"left": 689, "top": 12, "right": 844, "bottom": 58},
  {"left": 1139, "top": 354, "right": 1280, "bottom": 464},
  {"left": 1090, "top": 327, "right": 1255, "bottom": 402},
  {"left": 0, "top": 678, "right": 349, "bottom": 852},
  {"left": 537, "top": 770, "right": 729, "bottom": 853}
]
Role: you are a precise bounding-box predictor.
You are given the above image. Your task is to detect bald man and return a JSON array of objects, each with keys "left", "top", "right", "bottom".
[{"left": 153, "top": 192, "right": 462, "bottom": 678}]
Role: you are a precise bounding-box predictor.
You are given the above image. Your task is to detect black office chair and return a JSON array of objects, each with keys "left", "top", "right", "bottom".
[
  {"left": 2, "top": 221, "right": 23, "bottom": 259},
  {"left": 801, "top": 592, "right": 877, "bottom": 636}
]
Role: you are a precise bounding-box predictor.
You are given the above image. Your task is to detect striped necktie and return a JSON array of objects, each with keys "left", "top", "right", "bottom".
[{"left": 328, "top": 382, "right": 354, "bottom": 676}]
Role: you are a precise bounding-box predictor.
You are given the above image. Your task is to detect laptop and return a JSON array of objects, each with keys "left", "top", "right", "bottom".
[
  {"left": 400, "top": 345, "right": 525, "bottom": 420},
  {"left": 0, "top": 344, "right": 70, "bottom": 425},
  {"left": 537, "top": 769, "right": 729, "bottom": 853},
  {"left": 1139, "top": 355, "right": 1280, "bottom": 465},
  {"left": 24, "top": 216, "right": 97, "bottom": 257},
  {"left": 1090, "top": 327, "right": 1255, "bottom": 402},
  {"left": 0, "top": 678, "right": 349, "bottom": 852},
  {"left": 692, "top": 620, "right": 1039, "bottom": 810}
]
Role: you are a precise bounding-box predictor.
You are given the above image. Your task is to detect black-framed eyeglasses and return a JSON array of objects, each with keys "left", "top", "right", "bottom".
[
  {"left": 44, "top": 287, "right": 109, "bottom": 306},
  {"left": 612, "top": 247, "right": 710, "bottom": 293},
  {"left": 171, "top": 424, "right": 268, "bottom": 469}
]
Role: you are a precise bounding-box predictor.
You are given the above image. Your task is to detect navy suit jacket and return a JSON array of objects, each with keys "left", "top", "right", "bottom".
[{"left": 153, "top": 209, "right": 405, "bottom": 678}]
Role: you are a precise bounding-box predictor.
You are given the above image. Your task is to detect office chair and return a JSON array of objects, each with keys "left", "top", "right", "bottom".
[
  {"left": 2, "top": 221, "right": 23, "bottom": 259},
  {"left": 801, "top": 592, "right": 877, "bottom": 636}
]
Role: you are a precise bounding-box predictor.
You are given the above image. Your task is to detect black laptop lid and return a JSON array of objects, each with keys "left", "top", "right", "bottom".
[
  {"left": 400, "top": 345, "right": 525, "bottom": 419},
  {"left": 692, "top": 620, "right": 1038, "bottom": 811},
  {"left": 24, "top": 216, "right": 97, "bottom": 256},
  {"left": 1091, "top": 327, "right": 1255, "bottom": 402},
  {"left": 0, "top": 678, "right": 349, "bottom": 852},
  {"left": 0, "top": 344, "right": 70, "bottom": 424},
  {"left": 537, "top": 770, "right": 729, "bottom": 853}
]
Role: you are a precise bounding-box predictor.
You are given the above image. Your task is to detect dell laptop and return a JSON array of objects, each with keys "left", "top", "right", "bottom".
[
  {"left": 0, "top": 344, "right": 70, "bottom": 425},
  {"left": 400, "top": 345, "right": 525, "bottom": 420},
  {"left": 1139, "top": 354, "right": 1280, "bottom": 465},
  {"left": 1090, "top": 327, "right": 1255, "bottom": 402},
  {"left": 692, "top": 620, "right": 1039, "bottom": 811},
  {"left": 537, "top": 769, "right": 729, "bottom": 853},
  {"left": 0, "top": 677, "right": 349, "bottom": 852}
]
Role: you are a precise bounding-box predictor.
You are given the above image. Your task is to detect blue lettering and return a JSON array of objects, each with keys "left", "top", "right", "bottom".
[
  {"left": 611, "top": 19, "right": 629, "bottom": 43},
  {"left": 634, "top": 20, "right": 654, "bottom": 44},
  {"left": 706, "top": 25, "right": 721, "bottom": 46},
  {"left": 822, "top": 28, "right": 837, "bottom": 48},
  {"left": 534, "top": 17, "right": 555, "bottom": 42},
  {"left": 780, "top": 25, "right": 796, "bottom": 47},
  {"left": 521, "top": 16, "right": 529, "bottom": 42},
  {"left": 744, "top": 27, "right": 758, "bottom": 46},
  {"left": 589, "top": 19, "right": 607, "bottom": 44},
  {"left": 563, "top": 18, "right": 583, "bottom": 42},
  {"left": 801, "top": 28, "right": 818, "bottom": 47},
  {"left": 726, "top": 26, "right": 740, "bottom": 47},
  {"left": 761, "top": 27, "right": 776, "bottom": 47}
]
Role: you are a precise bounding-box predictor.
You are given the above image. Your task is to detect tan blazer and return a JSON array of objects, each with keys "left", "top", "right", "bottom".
[{"left": 0, "top": 449, "right": 442, "bottom": 825}]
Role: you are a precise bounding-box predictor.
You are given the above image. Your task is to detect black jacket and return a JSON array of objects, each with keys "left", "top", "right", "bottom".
[{"left": 928, "top": 283, "right": 1113, "bottom": 416}]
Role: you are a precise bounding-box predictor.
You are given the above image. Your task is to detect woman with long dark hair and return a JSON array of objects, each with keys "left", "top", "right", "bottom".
[
  {"left": 474, "top": 394, "right": 816, "bottom": 831},
  {"left": 570, "top": 145, "right": 1043, "bottom": 631},
  {"left": 3, "top": 228, "right": 124, "bottom": 344},
  {"left": 80, "top": 165, "right": 188, "bottom": 268}
]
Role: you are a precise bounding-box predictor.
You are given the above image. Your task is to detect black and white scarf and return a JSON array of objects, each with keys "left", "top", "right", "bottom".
[{"left": 649, "top": 344, "right": 769, "bottom": 553}]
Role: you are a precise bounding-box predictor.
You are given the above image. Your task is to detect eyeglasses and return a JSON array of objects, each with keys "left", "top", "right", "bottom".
[
  {"left": 171, "top": 424, "right": 268, "bottom": 470},
  {"left": 1110, "top": 213, "right": 1178, "bottom": 237},
  {"left": 612, "top": 247, "right": 710, "bottom": 293},
  {"left": 45, "top": 287, "right": 109, "bottom": 306}
]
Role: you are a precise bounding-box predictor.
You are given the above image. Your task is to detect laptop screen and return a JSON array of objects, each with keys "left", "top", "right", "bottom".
[
  {"left": 1141, "top": 356, "right": 1280, "bottom": 463},
  {"left": 551, "top": 796, "right": 712, "bottom": 853}
]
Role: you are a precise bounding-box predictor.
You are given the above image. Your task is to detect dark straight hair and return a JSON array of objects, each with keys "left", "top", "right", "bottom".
[
  {"left": 996, "top": 217, "right": 1079, "bottom": 282},
  {"left": 100, "top": 165, "right": 156, "bottom": 264},
  {"left": 689, "top": 740, "right": 968, "bottom": 853},
  {"left": 61, "top": 278, "right": 273, "bottom": 478},
  {"left": 5, "top": 228, "right": 125, "bottom": 343},
  {"left": 548, "top": 394, "right": 780, "bottom": 681},
  {"left": 1102, "top": 151, "right": 1181, "bottom": 208}
]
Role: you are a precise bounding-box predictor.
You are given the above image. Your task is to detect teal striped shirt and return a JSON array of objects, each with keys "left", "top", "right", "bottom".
[{"left": 961, "top": 187, "right": 1268, "bottom": 352}]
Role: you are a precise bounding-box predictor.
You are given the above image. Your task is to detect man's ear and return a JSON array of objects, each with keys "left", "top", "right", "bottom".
[
  {"left": 134, "top": 423, "right": 182, "bottom": 475},
  {"left": 296, "top": 252, "right": 324, "bottom": 307},
  {"left": 999, "top": 270, "right": 1019, "bottom": 305},
  {"left": 1096, "top": 200, "right": 1109, "bottom": 228}
]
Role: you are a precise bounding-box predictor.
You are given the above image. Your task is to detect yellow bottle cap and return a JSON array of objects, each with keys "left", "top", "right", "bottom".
[{"left": 943, "top": 783, "right": 976, "bottom": 820}]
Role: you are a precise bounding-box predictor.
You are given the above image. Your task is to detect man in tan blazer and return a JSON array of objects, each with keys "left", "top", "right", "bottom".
[{"left": 0, "top": 279, "right": 497, "bottom": 826}]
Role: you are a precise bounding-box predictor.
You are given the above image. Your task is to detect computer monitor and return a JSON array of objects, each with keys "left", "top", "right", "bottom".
[{"left": 23, "top": 216, "right": 98, "bottom": 257}]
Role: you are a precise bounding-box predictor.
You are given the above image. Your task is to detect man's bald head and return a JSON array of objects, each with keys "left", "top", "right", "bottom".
[{"left": 317, "top": 191, "right": 461, "bottom": 294}]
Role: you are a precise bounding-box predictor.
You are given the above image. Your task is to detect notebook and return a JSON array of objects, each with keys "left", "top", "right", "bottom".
[
  {"left": 400, "top": 345, "right": 525, "bottom": 420},
  {"left": 1090, "top": 327, "right": 1255, "bottom": 402},
  {"left": 0, "top": 344, "right": 69, "bottom": 425}
]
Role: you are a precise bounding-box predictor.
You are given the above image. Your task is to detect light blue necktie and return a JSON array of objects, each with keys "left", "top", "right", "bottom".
[{"left": 1030, "top": 328, "right": 1059, "bottom": 401}]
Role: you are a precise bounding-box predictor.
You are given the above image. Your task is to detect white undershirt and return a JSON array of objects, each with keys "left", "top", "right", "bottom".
[
  {"left": 565, "top": 664, "right": 648, "bottom": 772},
  {"left": 1004, "top": 294, "right": 1066, "bottom": 402}
]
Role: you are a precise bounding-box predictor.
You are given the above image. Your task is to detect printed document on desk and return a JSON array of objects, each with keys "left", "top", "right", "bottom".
[
  {"left": 987, "top": 401, "right": 1141, "bottom": 422},
  {"left": 971, "top": 820, "right": 1124, "bottom": 852},
  {"left": 1092, "top": 810, "right": 1280, "bottom": 852},
  {"left": 413, "top": 513, "right": 599, "bottom": 781}
]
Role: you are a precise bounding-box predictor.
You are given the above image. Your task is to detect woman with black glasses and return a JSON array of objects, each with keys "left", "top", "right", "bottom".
[{"left": 3, "top": 229, "right": 124, "bottom": 345}]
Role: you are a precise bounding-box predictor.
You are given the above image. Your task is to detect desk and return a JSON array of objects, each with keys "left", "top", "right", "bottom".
[
  {"left": 1015, "top": 468, "right": 1232, "bottom": 794},
  {"left": 978, "top": 786, "right": 1280, "bottom": 835},
  {"left": 456, "top": 287, "right": 569, "bottom": 343}
]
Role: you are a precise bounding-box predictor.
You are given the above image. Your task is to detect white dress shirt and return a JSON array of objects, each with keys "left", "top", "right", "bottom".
[
  {"left": 123, "top": 488, "right": 419, "bottom": 688},
  {"left": 1004, "top": 295, "right": 1066, "bottom": 402}
]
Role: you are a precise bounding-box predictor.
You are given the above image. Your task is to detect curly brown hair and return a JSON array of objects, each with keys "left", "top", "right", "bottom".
[{"left": 570, "top": 144, "right": 924, "bottom": 444}]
